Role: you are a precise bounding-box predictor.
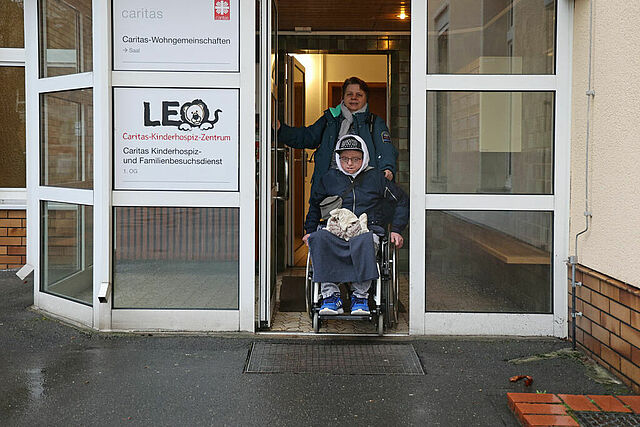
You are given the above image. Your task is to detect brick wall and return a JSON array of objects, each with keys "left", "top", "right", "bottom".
[
  {"left": 569, "top": 264, "right": 640, "bottom": 393},
  {"left": 0, "top": 210, "right": 27, "bottom": 270}
]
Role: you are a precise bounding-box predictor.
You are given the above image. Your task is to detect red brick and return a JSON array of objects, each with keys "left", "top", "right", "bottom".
[
  {"left": 600, "top": 282, "right": 620, "bottom": 301},
  {"left": 0, "top": 255, "right": 21, "bottom": 264},
  {"left": 514, "top": 403, "right": 567, "bottom": 416},
  {"left": 611, "top": 301, "right": 632, "bottom": 324},
  {"left": 21, "top": 219, "right": 26, "bottom": 227},
  {"left": 588, "top": 395, "right": 631, "bottom": 412},
  {"left": 7, "top": 210, "right": 25, "bottom": 219},
  {"left": 0, "top": 237, "right": 22, "bottom": 246},
  {"left": 631, "top": 345, "right": 640, "bottom": 366},
  {"left": 0, "top": 219, "right": 22, "bottom": 228},
  {"left": 601, "top": 345, "right": 621, "bottom": 370},
  {"left": 618, "top": 396, "right": 640, "bottom": 413},
  {"left": 583, "top": 273, "right": 601, "bottom": 292},
  {"left": 507, "top": 393, "right": 561, "bottom": 404},
  {"left": 7, "top": 246, "right": 25, "bottom": 255},
  {"left": 621, "top": 324, "right": 640, "bottom": 348},
  {"left": 591, "top": 323, "right": 610, "bottom": 346},
  {"left": 591, "top": 292, "right": 610, "bottom": 312},
  {"left": 577, "top": 314, "right": 592, "bottom": 334},
  {"left": 0, "top": 247, "right": 6, "bottom": 255},
  {"left": 620, "top": 291, "right": 640, "bottom": 312},
  {"left": 7, "top": 228, "right": 26, "bottom": 237},
  {"left": 621, "top": 359, "right": 640, "bottom": 384},
  {"left": 7, "top": 264, "right": 23, "bottom": 269},
  {"left": 558, "top": 394, "right": 599, "bottom": 411},
  {"left": 521, "top": 414, "right": 578, "bottom": 427},
  {"left": 0, "top": 228, "right": 6, "bottom": 236},
  {"left": 584, "top": 333, "right": 602, "bottom": 355},
  {"left": 582, "top": 302, "right": 600, "bottom": 323},
  {"left": 631, "top": 310, "right": 640, "bottom": 330},
  {"left": 601, "top": 312, "right": 621, "bottom": 335},
  {"left": 0, "top": 264, "right": 7, "bottom": 269},
  {"left": 0, "top": 211, "right": 7, "bottom": 218},
  {"left": 610, "top": 334, "right": 632, "bottom": 359},
  {"left": 577, "top": 285, "right": 591, "bottom": 303}
]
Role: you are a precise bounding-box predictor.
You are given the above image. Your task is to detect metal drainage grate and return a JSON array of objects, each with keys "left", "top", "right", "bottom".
[
  {"left": 574, "top": 411, "right": 640, "bottom": 426},
  {"left": 245, "top": 343, "right": 424, "bottom": 375}
]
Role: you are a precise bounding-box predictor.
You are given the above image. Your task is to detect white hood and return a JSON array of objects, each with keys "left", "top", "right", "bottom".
[{"left": 335, "top": 134, "right": 370, "bottom": 178}]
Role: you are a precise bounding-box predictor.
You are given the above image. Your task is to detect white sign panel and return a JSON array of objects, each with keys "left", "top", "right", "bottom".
[
  {"left": 113, "top": 0, "right": 239, "bottom": 72},
  {"left": 114, "top": 87, "right": 239, "bottom": 191}
]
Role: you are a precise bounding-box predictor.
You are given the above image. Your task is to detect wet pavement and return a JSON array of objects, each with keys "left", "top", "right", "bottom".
[{"left": 0, "top": 271, "right": 631, "bottom": 426}]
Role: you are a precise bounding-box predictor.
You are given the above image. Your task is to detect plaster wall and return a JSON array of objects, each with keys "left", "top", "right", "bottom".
[{"left": 570, "top": 0, "right": 640, "bottom": 286}]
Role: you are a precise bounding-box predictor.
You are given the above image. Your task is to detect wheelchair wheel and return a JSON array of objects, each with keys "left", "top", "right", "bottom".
[
  {"left": 390, "top": 244, "right": 399, "bottom": 326},
  {"left": 313, "top": 312, "right": 320, "bottom": 333},
  {"left": 305, "top": 252, "right": 313, "bottom": 319}
]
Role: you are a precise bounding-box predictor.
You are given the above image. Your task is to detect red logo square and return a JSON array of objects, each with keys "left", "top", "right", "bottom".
[{"left": 214, "top": 0, "right": 230, "bottom": 20}]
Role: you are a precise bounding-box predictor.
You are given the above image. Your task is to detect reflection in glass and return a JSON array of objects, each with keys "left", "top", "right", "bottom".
[
  {"left": 0, "top": 0, "right": 24, "bottom": 47},
  {"left": 40, "top": 89, "right": 93, "bottom": 188},
  {"left": 0, "top": 67, "right": 26, "bottom": 187},
  {"left": 113, "top": 207, "right": 239, "bottom": 309},
  {"left": 426, "top": 210, "right": 552, "bottom": 313},
  {"left": 39, "top": 0, "right": 92, "bottom": 78},
  {"left": 427, "top": 91, "right": 554, "bottom": 194},
  {"left": 428, "top": 0, "right": 556, "bottom": 74},
  {"left": 41, "top": 202, "right": 93, "bottom": 305}
]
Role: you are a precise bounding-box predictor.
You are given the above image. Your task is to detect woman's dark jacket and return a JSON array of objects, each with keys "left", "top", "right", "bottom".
[
  {"left": 304, "top": 168, "right": 409, "bottom": 235},
  {"left": 278, "top": 105, "right": 398, "bottom": 188}
]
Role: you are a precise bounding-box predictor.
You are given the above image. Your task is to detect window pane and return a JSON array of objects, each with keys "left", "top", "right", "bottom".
[
  {"left": 0, "top": 67, "right": 26, "bottom": 188},
  {"left": 39, "top": 0, "right": 92, "bottom": 78},
  {"left": 426, "top": 210, "right": 552, "bottom": 313},
  {"left": 427, "top": 91, "right": 554, "bottom": 194},
  {"left": 428, "top": 0, "right": 556, "bottom": 74},
  {"left": 41, "top": 201, "right": 93, "bottom": 305},
  {"left": 113, "top": 207, "right": 239, "bottom": 309},
  {"left": 40, "top": 89, "right": 93, "bottom": 188},
  {"left": 0, "top": 0, "right": 24, "bottom": 47}
]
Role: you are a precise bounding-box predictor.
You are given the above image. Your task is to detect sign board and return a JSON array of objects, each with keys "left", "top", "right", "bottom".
[
  {"left": 114, "top": 87, "right": 239, "bottom": 191},
  {"left": 113, "top": 0, "right": 239, "bottom": 72}
]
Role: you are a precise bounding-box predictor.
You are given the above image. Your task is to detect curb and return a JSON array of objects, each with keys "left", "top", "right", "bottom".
[{"left": 507, "top": 392, "right": 640, "bottom": 426}]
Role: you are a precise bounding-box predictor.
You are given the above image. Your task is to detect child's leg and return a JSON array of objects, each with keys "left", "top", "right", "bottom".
[{"left": 321, "top": 282, "right": 340, "bottom": 298}]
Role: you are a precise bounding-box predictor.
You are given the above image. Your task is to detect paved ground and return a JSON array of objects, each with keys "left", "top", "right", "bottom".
[{"left": 0, "top": 270, "right": 632, "bottom": 426}]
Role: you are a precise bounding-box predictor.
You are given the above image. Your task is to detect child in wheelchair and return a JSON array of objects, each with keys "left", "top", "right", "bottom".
[{"left": 302, "top": 134, "right": 409, "bottom": 316}]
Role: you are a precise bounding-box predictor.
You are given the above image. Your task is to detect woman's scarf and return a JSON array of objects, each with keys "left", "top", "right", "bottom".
[{"left": 338, "top": 101, "right": 368, "bottom": 138}]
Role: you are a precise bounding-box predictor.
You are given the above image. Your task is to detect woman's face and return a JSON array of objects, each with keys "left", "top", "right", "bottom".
[{"left": 343, "top": 84, "right": 367, "bottom": 112}]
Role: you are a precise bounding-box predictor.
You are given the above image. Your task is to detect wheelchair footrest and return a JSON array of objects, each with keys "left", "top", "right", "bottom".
[{"left": 317, "top": 313, "right": 379, "bottom": 321}]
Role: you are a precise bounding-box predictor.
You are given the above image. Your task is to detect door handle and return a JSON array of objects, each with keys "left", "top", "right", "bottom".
[{"left": 272, "top": 147, "right": 289, "bottom": 201}]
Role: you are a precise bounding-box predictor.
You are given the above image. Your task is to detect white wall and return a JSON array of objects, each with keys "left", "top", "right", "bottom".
[{"left": 570, "top": 1, "right": 640, "bottom": 286}]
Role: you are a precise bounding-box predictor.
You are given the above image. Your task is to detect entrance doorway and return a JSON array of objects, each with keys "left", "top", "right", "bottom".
[{"left": 258, "top": 0, "right": 411, "bottom": 334}]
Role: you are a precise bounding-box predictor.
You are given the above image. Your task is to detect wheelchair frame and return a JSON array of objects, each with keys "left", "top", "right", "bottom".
[{"left": 304, "top": 233, "right": 398, "bottom": 335}]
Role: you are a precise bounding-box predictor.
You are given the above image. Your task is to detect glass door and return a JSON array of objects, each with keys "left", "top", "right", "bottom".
[{"left": 410, "top": 0, "right": 572, "bottom": 336}]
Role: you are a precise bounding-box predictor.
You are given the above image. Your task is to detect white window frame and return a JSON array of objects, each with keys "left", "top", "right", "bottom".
[
  {"left": 410, "top": 0, "right": 572, "bottom": 336},
  {"left": 25, "top": 0, "right": 256, "bottom": 332},
  {"left": 0, "top": 47, "right": 27, "bottom": 208}
]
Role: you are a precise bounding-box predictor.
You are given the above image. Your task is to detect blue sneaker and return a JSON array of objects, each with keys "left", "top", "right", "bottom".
[
  {"left": 351, "top": 295, "right": 370, "bottom": 315},
  {"left": 319, "top": 293, "right": 344, "bottom": 315}
]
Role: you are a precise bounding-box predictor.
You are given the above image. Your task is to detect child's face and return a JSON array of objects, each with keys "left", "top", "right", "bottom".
[{"left": 339, "top": 149, "right": 363, "bottom": 174}]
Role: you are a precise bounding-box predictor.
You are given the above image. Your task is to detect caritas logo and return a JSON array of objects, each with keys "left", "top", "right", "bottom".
[{"left": 214, "top": 0, "right": 230, "bottom": 20}]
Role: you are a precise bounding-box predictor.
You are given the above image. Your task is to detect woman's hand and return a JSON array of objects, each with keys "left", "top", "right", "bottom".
[
  {"left": 302, "top": 233, "right": 310, "bottom": 247},
  {"left": 390, "top": 232, "right": 403, "bottom": 249},
  {"left": 384, "top": 170, "right": 394, "bottom": 181}
]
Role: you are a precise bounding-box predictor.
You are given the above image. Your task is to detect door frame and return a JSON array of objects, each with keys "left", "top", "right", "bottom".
[{"left": 410, "top": 0, "right": 573, "bottom": 336}]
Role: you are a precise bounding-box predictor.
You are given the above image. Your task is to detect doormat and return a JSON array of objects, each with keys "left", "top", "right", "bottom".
[
  {"left": 279, "top": 276, "right": 306, "bottom": 312},
  {"left": 245, "top": 343, "right": 424, "bottom": 375}
]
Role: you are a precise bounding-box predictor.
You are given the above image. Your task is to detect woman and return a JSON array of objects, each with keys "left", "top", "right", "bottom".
[{"left": 277, "top": 76, "right": 398, "bottom": 190}]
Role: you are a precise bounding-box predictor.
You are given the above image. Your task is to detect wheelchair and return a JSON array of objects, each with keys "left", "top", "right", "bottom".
[{"left": 304, "top": 229, "right": 398, "bottom": 335}]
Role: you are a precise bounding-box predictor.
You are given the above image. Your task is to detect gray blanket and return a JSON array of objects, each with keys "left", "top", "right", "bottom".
[{"left": 308, "top": 229, "right": 379, "bottom": 283}]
